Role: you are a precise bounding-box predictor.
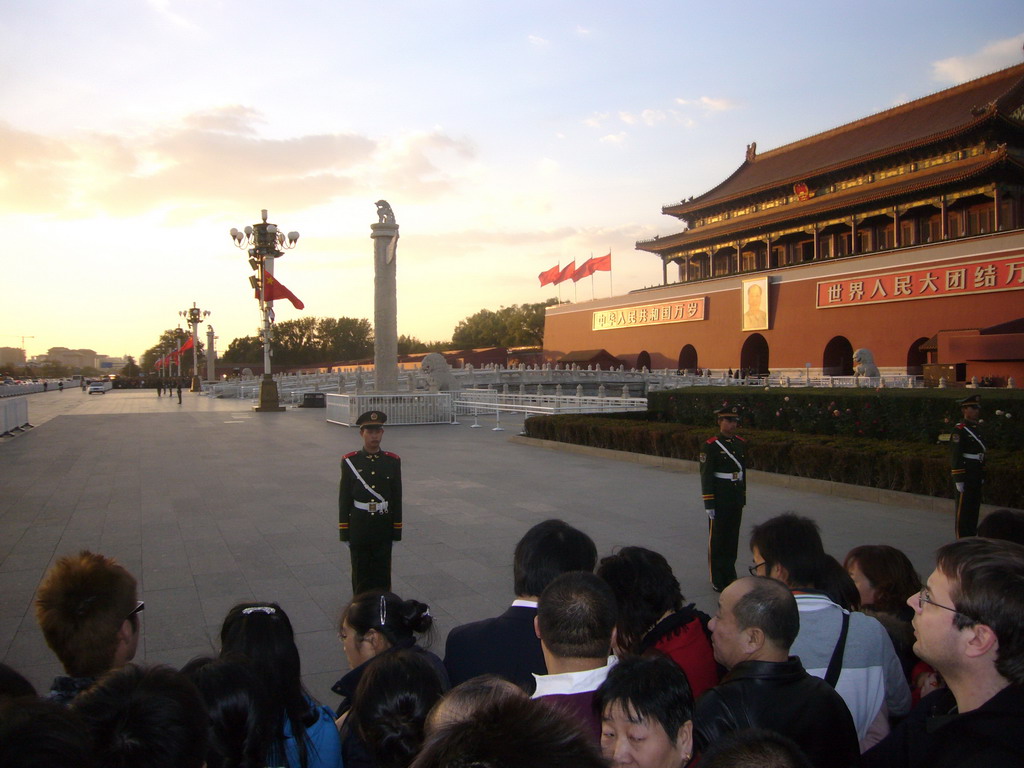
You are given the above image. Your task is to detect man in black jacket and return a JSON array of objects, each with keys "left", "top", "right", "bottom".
[
  {"left": 444, "top": 519, "right": 597, "bottom": 689},
  {"left": 694, "top": 576, "right": 859, "bottom": 768}
]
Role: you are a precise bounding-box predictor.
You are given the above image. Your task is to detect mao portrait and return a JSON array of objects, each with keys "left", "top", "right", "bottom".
[{"left": 741, "top": 278, "right": 769, "bottom": 331}]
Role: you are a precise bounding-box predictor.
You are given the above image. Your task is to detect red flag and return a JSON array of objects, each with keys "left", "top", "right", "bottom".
[
  {"left": 591, "top": 253, "right": 612, "bottom": 272},
  {"left": 538, "top": 264, "right": 560, "bottom": 287},
  {"left": 573, "top": 257, "right": 595, "bottom": 282},
  {"left": 262, "top": 272, "right": 305, "bottom": 310},
  {"left": 179, "top": 336, "right": 194, "bottom": 353},
  {"left": 155, "top": 358, "right": 164, "bottom": 369},
  {"left": 553, "top": 260, "right": 576, "bottom": 285}
]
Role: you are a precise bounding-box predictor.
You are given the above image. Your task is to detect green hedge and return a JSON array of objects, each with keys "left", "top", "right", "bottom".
[
  {"left": 647, "top": 387, "right": 1024, "bottom": 451},
  {"left": 523, "top": 414, "right": 1024, "bottom": 509}
]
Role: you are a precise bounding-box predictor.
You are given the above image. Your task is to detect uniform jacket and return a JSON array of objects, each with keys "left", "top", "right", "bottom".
[
  {"left": 700, "top": 433, "right": 747, "bottom": 510},
  {"left": 693, "top": 657, "right": 860, "bottom": 768},
  {"left": 339, "top": 448, "right": 402, "bottom": 545},
  {"left": 950, "top": 420, "right": 985, "bottom": 481},
  {"left": 444, "top": 602, "right": 546, "bottom": 688},
  {"left": 862, "top": 684, "right": 1024, "bottom": 768}
]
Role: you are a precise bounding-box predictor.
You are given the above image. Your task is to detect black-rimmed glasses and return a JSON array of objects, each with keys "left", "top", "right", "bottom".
[{"left": 748, "top": 561, "right": 766, "bottom": 576}]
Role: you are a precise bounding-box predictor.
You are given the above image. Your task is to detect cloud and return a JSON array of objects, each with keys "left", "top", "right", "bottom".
[
  {"left": 575, "top": 25, "right": 592, "bottom": 37},
  {"left": 599, "top": 132, "right": 627, "bottom": 144},
  {"left": 583, "top": 112, "right": 610, "bottom": 128},
  {"left": 528, "top": 35, "right": 550, "bottom": 47},
  {"left": 675, "top": 96, "right": 736, "bottom": 113},
  {"left": 932, "top": 33, "right": 1024, "bottom": 84},
  {"left": 0, "top": 108, "right": 477, "bottom": 219}
]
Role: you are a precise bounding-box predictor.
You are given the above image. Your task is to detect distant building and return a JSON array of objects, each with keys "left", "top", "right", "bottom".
[
  {"left": 0, "top": 347, "right": 26, "bottom": 367},
  {"left": 544, "top": 62, "right": 1024, "bottom": 383}
]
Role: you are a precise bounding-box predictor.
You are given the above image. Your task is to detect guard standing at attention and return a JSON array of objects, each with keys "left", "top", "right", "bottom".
[
  {"left": 700, "top": 404, "right": 746, "bottom": 592},
  {"left": 339, "top": 410, "right": 402, "bottom": 594},
  {"left": 950, "top": 394, "right": 985, "bottom": 538}
]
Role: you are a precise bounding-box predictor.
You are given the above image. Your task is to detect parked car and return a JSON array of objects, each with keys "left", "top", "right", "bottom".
[{"left": 87, "top": 382, "right": 107, "bottom": 395}]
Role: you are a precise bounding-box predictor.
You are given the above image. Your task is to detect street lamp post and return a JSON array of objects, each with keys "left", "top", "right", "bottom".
[
  {"left": 206, "top": 324, "right": 217, "bottom": 383},
  {"left": 230, "top": 209, "right": 300, "bottom": 412},
  {"left": 179, "top": 303, "right": 211, "bottom": 392}
]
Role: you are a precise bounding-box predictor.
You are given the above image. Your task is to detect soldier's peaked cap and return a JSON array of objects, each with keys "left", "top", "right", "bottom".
[
  {"left": 356, "top": 411, "right": 387, "bottom": 428},
  {"left": 714, "top": 404, "right": 742, "bottom": 419},
  {"left": 959, "top": 395, "right": 981, "bottom": 408}
]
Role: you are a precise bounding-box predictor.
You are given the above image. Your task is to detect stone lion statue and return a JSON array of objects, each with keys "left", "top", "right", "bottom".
[
  {"left": 852, "top": 348, "right": 880, "bottom": 378},
  {"left": 375, "top": 199, "right": 396, "bottom": 225},
  {"left": 421, "top": 352, "right": 460, "bottom": 392}
]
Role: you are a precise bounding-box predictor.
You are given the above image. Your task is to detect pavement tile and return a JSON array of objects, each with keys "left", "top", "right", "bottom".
[{"left": 1, "top": 389, "right": 962, "bottom": 700}]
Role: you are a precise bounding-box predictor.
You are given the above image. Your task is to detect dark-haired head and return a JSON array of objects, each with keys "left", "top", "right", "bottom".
[
  {"left": 935, "top": 537, "right": 1024, "bottom": 685},
  {"left": 425, "top": 675, "right": 527, "bottom": 735},
  {"left": 35, "top": 550, "right": 139, "bottom": 678},
  {"left": 410, "top": 694, "right": 605, "bottom": 768},
  {"left": 977, "top": 509, "right": 1024, "bottom": 546},
  {"left": 0, "top": 663, "right": 37, "bottom": 700},
  {"left": 342, "top": 591, "right": 434, "bottom": 651},
  {"left": 594, "top": 655, "right": 694, "bottom": 754},
  {"left": 219, "top": 602, "right": 316, "bottom": 768},
  {"left": 749, "top": 514, "right": 825, "bottom": 588},
  {"left": 0, "top": 695, "right": 96, "bottom": 768},
  {"left": 181, "top": 655, "right": 272, "bottom": 768},
  {"left": 72, "top": 664, "right": 207, "bottom": 768},
  {"left": 350, "top": 649, "right": 446, "bottom": 768},
  {"left": 596, "top": 547, "right": 684, "bottom": 654},
  {"left": 537, "top": 571, "right": 616, "bottom": 660},
  {"left": 843, "top": 545, "right": 920, "bottom": 613},
  {"left": 701, "top": 728, "right": 813, "bottom": 768},
  {"left": 513, "top": 520, "right": 597, "bottom": 598}
]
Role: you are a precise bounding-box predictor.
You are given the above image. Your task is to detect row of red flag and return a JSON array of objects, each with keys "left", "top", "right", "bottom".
[
  {"left": 538, "top": 254, "right": 611, "bottom": 287},
  {"left": 155, "top": 335, "right": 194, "bottom": 369}
]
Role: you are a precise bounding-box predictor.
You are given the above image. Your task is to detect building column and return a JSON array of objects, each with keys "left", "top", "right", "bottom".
[
  {"left": 993, "top": 187, "right": 1001, "bottom": 231},
  {"left": 813, "top": 226, "right": 819, "bottom": 260},
  {"left": 851, "top": 217, "right": 858, "bottom": 254},
  {"left": 894, "top": 207, "right": 901, "bottom": 248},
  {"left": 941, "top": 197, "right": 948, "bottom": 239}
]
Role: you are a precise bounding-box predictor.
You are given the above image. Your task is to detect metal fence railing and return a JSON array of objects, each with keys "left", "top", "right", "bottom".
[
  {"left": 326, "top": 393, "right": 456, "bottom": 426},
  {"left": 1, "top": 397, "right": 30, "bottom": 435}
]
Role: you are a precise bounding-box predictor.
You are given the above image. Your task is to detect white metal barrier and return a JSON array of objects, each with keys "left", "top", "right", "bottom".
[
  {"left": 1, "top": 397, "right": 30, "bottom": 435},
  {"left": 326, "top": 393, "right": 456, "bottom": 426},
  {"left": 455, "top": 390, "right": 648, "bottom": 416},
  {"left": 1, "top": 382, "right": 45, "bottom": 398}
]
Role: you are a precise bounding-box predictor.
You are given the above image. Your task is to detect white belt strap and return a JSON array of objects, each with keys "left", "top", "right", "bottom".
[
  {"left": 714, "top": 471, "right": 744, "bottom": 481},
  {"left": 713, "top": 439, "right": 744, "bottom": 475},
  {"left": 962, "top": 453, "right": 984, "bottom": 461},
  {"left": 345, "top": 457, "right": 387, "bottom": 505},
  {"left": 354, "top": 500, "right": 389, "bottom": 513},
  {"left": 961, "top": 425, "right": 986, "bottom": 452}
]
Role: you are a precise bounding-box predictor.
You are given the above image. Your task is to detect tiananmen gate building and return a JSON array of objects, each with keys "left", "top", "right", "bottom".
[{"left": 543, "top": 62, "right": 1024, "bottom": 384}]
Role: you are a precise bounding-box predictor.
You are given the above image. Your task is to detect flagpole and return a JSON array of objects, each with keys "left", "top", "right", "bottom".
[
  {"left": 590, "top": 252, "right": 594, "bottom": 301},
  {"left": 556, "top": 263, "right": 561, "bottom": 303},
  {"left": 609, "top": 249, "right": 613, "bottom": 296}
]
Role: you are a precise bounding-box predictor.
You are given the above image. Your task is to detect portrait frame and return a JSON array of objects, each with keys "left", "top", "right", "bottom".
[{"left": 741, "top": 276, "right": 769, "bottom": 331}]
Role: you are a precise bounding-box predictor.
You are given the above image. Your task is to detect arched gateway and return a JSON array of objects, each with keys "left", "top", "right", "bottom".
[{"left": 740, "top": 334, "right": 770, "bottom": 375}]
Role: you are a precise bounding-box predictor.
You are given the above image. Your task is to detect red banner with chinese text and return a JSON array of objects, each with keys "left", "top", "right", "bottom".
[
  {"left": 816, "top": 253, "right": 1024, "bottom": 309},
  {"left": 593, "top": 298, "right": 706, "bottom": 331}
]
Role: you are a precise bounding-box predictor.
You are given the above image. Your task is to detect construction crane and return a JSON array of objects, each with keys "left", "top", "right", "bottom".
[{"left": 1, "top": 334, "right": 35, "bottom": 349}]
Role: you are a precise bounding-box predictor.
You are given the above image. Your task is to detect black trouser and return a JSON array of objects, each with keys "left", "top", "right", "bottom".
[
  {"left": 349, "top": 540, "right": 392, "bottom": 596},
  {"left": 954, "top": 468, "right": 983, "bottom": 538},
  {"left": 709, "top": 504, "right": 742, "bottom": 591}
]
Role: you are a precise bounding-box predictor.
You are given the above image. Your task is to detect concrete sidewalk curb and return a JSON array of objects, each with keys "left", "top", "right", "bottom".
[{"left": 508, "top": 435, "right": 1014, "bottom": 515}]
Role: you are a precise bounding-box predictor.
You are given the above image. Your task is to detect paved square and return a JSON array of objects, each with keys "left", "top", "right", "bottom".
[{"left": 1, "top": 388, "right": 953, "bottom": 706}]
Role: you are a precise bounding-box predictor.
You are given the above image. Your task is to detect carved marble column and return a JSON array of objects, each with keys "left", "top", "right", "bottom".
[{"left": 371, "top": 201, "right": 399, "bottom": 393}]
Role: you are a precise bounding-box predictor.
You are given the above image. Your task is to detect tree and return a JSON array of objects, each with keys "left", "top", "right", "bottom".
[
  {"left": 120, "top": 356, "right": 141, "bottom": 379},
  {"left": 315, "top": 317, "right": 373, "bottom": 363},
  {"left": 451, "top": 300, "right": 554, "bottom": 348},
  {"left": 221, "top": 335, "right": 263, "bottom": 364}
]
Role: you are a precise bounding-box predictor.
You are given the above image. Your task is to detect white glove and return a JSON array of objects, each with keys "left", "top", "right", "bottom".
[
  {"left": 955, "top": 482, "right": 965, "bottom": 494},
  {"left": 707, "top": 508, "right": 715, "bottom": 520}
]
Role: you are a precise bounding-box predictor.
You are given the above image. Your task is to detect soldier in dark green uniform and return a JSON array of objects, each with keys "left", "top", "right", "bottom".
[
  {"left": 339, "top": 411, "right": 403, "bottom": 594},
  {"left": 700, "top": 404, "right": 747, "bottom": 592},
  {"left": 950, "top": 394, "right": 985, "bottom": 538}
]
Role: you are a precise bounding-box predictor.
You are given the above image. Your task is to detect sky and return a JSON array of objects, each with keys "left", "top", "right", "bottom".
[{"left": 2, "top": 1, "right": 1023, "bottom": 363}]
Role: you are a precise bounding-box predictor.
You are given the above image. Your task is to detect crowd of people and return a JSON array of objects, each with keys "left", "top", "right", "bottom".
[{"left": 2, "top": 511, "right": 1023, "bottom": 768}]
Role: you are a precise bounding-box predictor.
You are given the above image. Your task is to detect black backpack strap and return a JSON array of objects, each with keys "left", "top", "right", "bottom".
[{"left": 824, "top": 611, "right": 850, "bottom": 688}]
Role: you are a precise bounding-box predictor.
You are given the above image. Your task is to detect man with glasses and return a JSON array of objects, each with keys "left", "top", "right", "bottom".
[
  {"left": 700, "top": 404, "right": 747, "bottom": 592},
  {"left": 35, "top": 550, "right": 143, "bottom": 705},
  {"left": 950, "top": 395, "right": 985, "bottom": 538},
  {"left": 863, "top": 537, "right": 1024, "bottom": 767}
]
